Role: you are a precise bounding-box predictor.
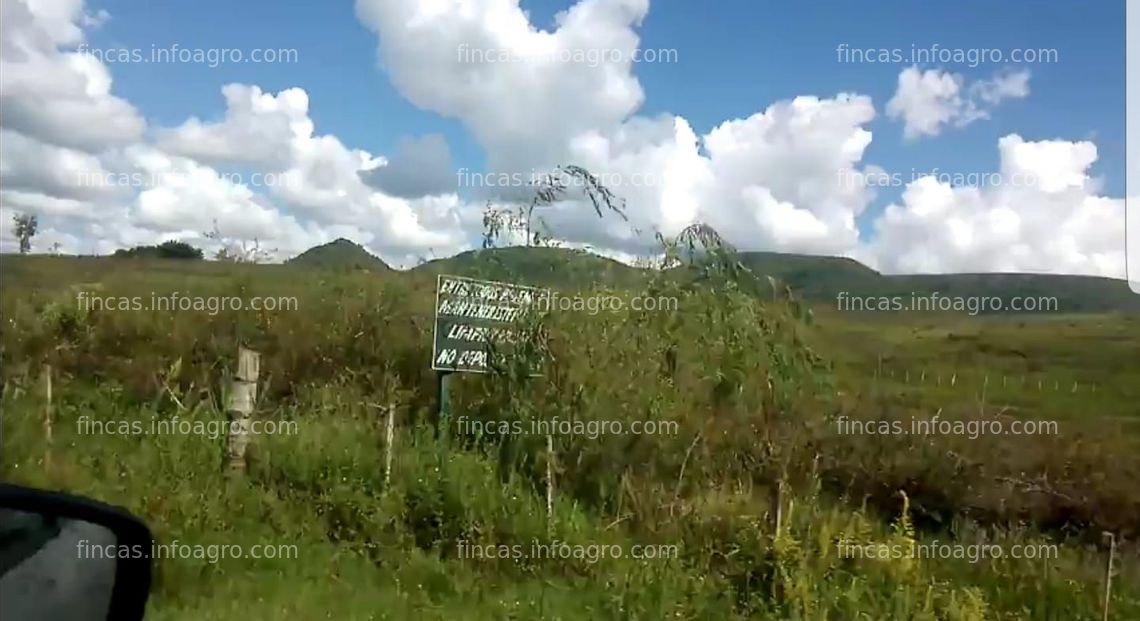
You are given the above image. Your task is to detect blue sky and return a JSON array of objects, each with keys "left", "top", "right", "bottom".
[
  {"left": 88, "top": 0, "right": 1124, "bottom": 198},
  {"left": 85, "top": 0, "right": 480, "bottom": 167},
  {"left": 0, "top": 0, "right": 1128, "bottom": 277}
]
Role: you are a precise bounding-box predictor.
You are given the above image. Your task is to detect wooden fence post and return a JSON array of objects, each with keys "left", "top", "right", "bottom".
[
  {"left": 224, "top": 347, "right": 260, "bottom": 474},
  {"left": 385, "top": 404, "right": 396, "bottom": 487},
  {"left": 546, "top": 433, "right": 555, "bottom": 536},
  {"left": 771, "top": 479, "right": 784, "bottom": 539},
  {"left": 1103, "top": 532, "right": 1117, "bottom": 621},
  {"left": 43, "top": 364, "right": 52, "bottom": 471}
]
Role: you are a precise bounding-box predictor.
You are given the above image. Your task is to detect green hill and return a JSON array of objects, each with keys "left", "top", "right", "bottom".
[
  {"left": 286, "top": 238, "right": 390, "bottom": 271},
  {"left": 876, "top": 273, "right": 1140, "bottom": 313},
  {"left": 282, "top": 241, "right": 1139, "bottom": 313},
  {"left": 411, "top": 246, "right": 646, "bottom": 288},
  {"left": 737, "top": 252, "right": 1140, "bottom": 313},
  {"left": 738, "top": 251, "right": 883, "bottom": 298}
]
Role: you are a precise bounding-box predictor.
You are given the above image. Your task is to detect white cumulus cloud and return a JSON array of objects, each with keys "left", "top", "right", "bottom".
[
  {"left": 887, "top": 66, "right": 1030, "bottom": 140},
  {"left": 0, "top": 0, "right": 1125, "bottom": 280}
]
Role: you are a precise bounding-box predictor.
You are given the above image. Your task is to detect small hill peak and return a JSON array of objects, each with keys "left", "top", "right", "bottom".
[{"left": 287, "top": 238, "right": 390, "bottom": 271}]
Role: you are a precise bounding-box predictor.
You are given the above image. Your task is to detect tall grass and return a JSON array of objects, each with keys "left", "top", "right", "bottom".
[{"left": 1, "top": 254, "right": 1136, "bottom": 619}]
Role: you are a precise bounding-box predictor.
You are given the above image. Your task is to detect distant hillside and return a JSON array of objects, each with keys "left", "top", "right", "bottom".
[
  {"left": 283, "top": 241, "right": 1139, "bottom": 313},
  {"left": 738, "top": 252, "right": 1140, "bottom": 313},
  {"left": 287, "top": 238, "right": 390, "bottom": 271},
  {"left": 411, "top": 247, "right": 886, "bottom": 296},
  {"left": 738, "top": 251, "right": 883, "bottom": 298},
  {"left": 876, "top": 273, "right": 1140, "bottom": 313},
  {"left": 411, "top": 246, "right": 645, "bottom": 288}
]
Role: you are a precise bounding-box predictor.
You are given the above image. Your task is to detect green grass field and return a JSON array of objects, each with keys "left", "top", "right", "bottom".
[{"left": 1, "top": 254, "right": 1137, "bottom": 620}]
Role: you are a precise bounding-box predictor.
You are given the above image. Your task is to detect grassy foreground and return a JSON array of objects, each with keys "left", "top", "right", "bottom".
[{"left": 1, "top": 255, "right": 1137, "bottom": 619}]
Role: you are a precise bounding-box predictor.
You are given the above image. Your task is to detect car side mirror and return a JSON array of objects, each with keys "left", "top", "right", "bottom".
[{"left": 0, "top": 484, "right": 154, "bottom": 621}]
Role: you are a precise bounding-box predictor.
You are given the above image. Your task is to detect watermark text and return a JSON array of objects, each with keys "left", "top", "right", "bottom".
[
  {"left": 456, "top": 45, "right": 677, "bottom": 67},
  {"left": 457, "top": 538, "right": 679, "bottom": 564},
  {"left": 77, "top": 291, "right": 299, "bottom": 315},
  {"left": 838, "top": 538, "right": 1058, "bottom": 563},
  {"left": 77, "top": 416, "right": 298, "bottom": 440},
  {"left": 78, "top": 539, "right": 298, "bottom": 563},
  {"left": 457, "top": 416, "right": 680, "bottom": 439},
  {"left": 836, "top": 44, "right": 1058, "bottom": 67},
  {"left": 77, "top": 43, "right": 298, "bottom": 67},
  {"left": 837, "top": 292, "right": 1059, "bottom": 315},
  {"left": 835, "top": 415, "right": 1059, "bottom": 439}
]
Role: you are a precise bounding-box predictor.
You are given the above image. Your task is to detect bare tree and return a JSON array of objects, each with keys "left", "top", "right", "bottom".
[
  {"left": 482, "top": 165, "right": 628, "bottom": 249},
  {"left": 203, "top": 220, "right": 276, "bottom": 263}
]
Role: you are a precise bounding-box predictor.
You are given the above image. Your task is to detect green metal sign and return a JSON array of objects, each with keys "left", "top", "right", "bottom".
[{"left": 432, "top": 274, "right": 547, "bottom": 374}]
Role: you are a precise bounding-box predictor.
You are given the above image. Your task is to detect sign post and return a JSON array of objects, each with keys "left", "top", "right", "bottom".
[
  {"left": 436, "top": 370, "right": 453, "bottom": 440},
  {"left": 431, "top": 274, "right": 547, "bottom": 440}
]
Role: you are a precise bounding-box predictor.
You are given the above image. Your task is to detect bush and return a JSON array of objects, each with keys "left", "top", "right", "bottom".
[{"left": 113, "top": 240, "right": 204, "bottom": 260}]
